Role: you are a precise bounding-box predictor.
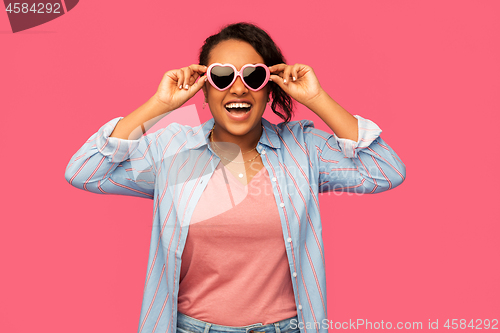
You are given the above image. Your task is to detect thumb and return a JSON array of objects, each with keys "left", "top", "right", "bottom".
[
  {"left": 195, "top": 75, "right": 208, "bottom": 90},
  {"left": 270, "top": 74, "right": 288, "bottom": 92},
  {"left": 188, "top": 75, "right": 208, "bottom": 97}
]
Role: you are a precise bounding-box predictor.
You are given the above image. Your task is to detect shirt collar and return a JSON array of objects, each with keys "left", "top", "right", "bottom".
[{"left": 186, "top": 117, "right": 281, "bottom": 150}]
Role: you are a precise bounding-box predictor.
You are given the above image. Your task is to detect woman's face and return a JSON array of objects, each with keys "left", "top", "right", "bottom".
[{"left": 202, "top": 39, "right": 270, "bottom": 143}]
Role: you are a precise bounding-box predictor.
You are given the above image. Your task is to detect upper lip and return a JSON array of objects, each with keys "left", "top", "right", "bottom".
[{"left": 224, "top": 99, "right": 253, "bottom": 107}]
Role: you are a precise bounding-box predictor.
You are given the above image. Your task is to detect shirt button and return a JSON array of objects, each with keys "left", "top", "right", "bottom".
[
  {"left": 272, "top": 177, "right": 277, "bottom": 182},
  {"left": 280, "top": 202, "right": 285, "bottom": 207},
  {"left": 287, "top": 237, "right": 292, "bottom": 243},
  {"left": 298, "top": 305, "right": 303, "bottom": 310},
  {"left": 261, "top": 149, "right": 266, "bottom": 155},
  {"left": 292, "top": 272, "right": 297, "bottom": 277}
]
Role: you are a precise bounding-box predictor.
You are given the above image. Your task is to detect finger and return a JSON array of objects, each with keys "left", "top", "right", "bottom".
[
  {"left": 291, "top": 64, "right": 299, "bottom": 82},
  {"left": 182, "top": 67, "right": 190, "bottom": 90},
  {"left": 182, "top": 67, "right": 192, "bottom": 90},
  {"left": 197, "top": 75, "right": 208, "bottom": 89},
  {"left": 270, "top": 63, "right": 287, "bottom": 70},
  {"left": 190, "top": 64, "right": 207, "bottom": 75},
  {"left": 188, "top": 64, "right": 206, "bottom": 86},
  {"left": 188, "top": 64, "right": 201, "bottom": 81},
  {"left": 187, "top": 66, "right": 197, "bottom": 86},
  {"left": 189, "top": 65, "right": 205, "bottom": 84},
  {"left": 269, "top": 74, "right": 288, "bottom": 91},
  {"left": 269, "top": 63, "right": 287, "bottom": 73},
  {"left": 190, "top": 71, "right": 199, "bottom": 86},
  {"left": 187, "top": 75, "right": 208, "bottom": 97},
  {"left": 196, "top": 73, "right": 208, "bottom": 85},
  {"left": 283, "top": 66, "right": 292, "bottom": 85},
  {"left": 181, "top": 67, "right": 190, "bottom": 89},
  {"left": 177, "top": 69, "right": 184, "bottom": 90},
  {"left": 189, "top": 75, "right": 197, "bottom": 87}
]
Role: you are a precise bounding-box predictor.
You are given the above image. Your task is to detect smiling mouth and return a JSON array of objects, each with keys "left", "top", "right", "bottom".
[{"left": 225, "top": 102, "right": 252, "bottom": 115}]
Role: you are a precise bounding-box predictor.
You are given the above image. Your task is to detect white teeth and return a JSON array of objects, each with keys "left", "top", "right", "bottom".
[{"left": 225, "top": 102, "right": 252, "bottom": 108}]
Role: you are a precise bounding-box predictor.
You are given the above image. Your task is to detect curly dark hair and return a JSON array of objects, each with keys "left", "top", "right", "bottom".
[{"left": 199, "top": 22, "right": 294, "bottom": 123}]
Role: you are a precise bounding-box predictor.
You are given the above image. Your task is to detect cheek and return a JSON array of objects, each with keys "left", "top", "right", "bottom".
[
  {"left": 255, "top": 92, "right": 268, "bottom": 104},
  {"left": 207, "top": 90, "right": 226, "bottom": 105}
]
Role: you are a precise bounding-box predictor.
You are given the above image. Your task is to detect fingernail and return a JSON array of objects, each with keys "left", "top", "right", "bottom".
[
  {"left": 293, "top": 77, "right": 296, "bottom": 81},
  {"left": 185, "top": 85, "right": 189, "bottom": 89},
  {"left": 284, "top": 79, "right": 287, "bottom": 83},
  {"left": 179, "top": 85, "right": 182, "bottom": 89}
]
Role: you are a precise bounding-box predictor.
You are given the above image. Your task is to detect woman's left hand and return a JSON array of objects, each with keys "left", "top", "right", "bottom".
[{"left": 269, "top": 63, "right": 324, "bottom": 107}]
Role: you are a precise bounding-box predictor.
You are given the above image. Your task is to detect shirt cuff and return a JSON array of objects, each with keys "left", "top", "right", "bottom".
[
  {"left": 333, "top": 115, "right": 382, "bottom": 158},
  {"left": 95, "top": 117, "right": 142, "bottom": 163}
]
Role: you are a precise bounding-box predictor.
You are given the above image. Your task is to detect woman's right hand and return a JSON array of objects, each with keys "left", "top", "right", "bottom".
[{"left": 153, "top": 64, "right": 208, "bottom": 111}]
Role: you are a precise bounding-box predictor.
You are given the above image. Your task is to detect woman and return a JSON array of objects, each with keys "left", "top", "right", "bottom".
[{"left": 65, "top": 22, "right": 405, "bottom": 333}]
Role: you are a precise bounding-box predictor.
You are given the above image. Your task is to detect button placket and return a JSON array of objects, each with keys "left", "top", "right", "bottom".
[{"left": 263, "top": 148, "right": 298, "bottom": 302}]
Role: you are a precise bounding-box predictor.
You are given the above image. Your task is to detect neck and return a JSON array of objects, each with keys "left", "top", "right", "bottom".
[{"left": 210, "top": 122, "right": 262, "bottom": 153}]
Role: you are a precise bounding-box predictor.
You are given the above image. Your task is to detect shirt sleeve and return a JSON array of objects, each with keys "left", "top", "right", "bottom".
[
  {"left": 64, "top": 117, "right": 160, "bottom": 199},
  {"left": 306, "top": 115, "right": 406, "bottom": 194}
]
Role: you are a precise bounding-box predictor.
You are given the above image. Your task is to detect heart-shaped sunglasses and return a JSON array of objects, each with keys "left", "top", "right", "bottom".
[{"left": 205, "top": 63, "right": 270, "bottom": 91}]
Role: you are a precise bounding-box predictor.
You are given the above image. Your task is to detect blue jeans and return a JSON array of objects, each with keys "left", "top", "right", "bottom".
[{"left": 177, "top": 312, "right": 300, "bottom": 333}]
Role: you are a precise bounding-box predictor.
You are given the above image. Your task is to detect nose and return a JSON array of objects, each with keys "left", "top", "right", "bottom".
[{"left": 229, "top": 75, "right": 248, "bottom": 95}]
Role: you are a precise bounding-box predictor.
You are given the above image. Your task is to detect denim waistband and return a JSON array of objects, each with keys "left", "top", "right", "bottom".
[{"left": 177, "top": 312, "right": 300, "bottom": 333}]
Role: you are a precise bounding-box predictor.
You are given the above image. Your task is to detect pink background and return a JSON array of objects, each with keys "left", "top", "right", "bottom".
[{"left": 1, "top": 0, "right": 499, "bottom": 332}]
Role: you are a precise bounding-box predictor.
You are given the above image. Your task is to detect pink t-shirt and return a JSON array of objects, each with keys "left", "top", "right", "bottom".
[{"left": 178, "top": 161, "right": 297, "bottom": 326}]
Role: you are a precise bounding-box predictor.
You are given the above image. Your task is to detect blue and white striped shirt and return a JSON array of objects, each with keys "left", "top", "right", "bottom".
[{"left": 65, "top": 115, "right": 406, "bottom": 333}]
